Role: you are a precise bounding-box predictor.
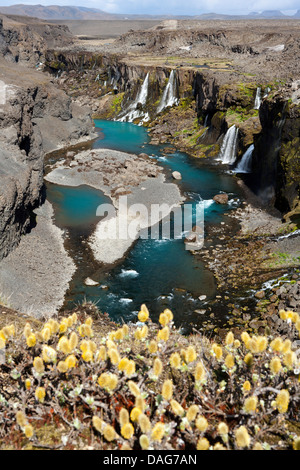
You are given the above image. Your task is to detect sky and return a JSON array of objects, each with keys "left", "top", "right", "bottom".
[{"left": 0, "top": 0, "right": 298, "bottom": 16}]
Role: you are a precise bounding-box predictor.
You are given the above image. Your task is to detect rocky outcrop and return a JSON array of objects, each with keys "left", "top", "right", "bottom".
[
  {"left": 0, "top": 59, "right": 95, "bottom": 262},
  {"left": 0, "top": 14, "right": 73, "bottom": 65}
]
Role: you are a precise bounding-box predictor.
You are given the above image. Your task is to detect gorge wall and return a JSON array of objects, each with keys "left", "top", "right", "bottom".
[
  {"left": 0, "top": 16, "right": 95, "bottom": 262},
  {"left": 45, "top": 49, "right": 300, "bottom": 220}
]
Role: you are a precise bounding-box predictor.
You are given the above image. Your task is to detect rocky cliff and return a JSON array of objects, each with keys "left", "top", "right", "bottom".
[{"left": 44, "top": 47, "right": 300, "bottom": 218}]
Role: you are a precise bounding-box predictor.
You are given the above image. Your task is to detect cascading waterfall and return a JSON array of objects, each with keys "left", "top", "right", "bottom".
[
  {"left": 118, "top": 73, "right": 150, "bottom": 123},
  {"left": 217, "top": 125, "right": 239, "bottom": 165},
  {"left": 157, "top": 70, "right": 179, "bottom": 113},
  {"left": 234, "top": 144, "right": 254, "bottom": 173},
  {"left": 254, "top": 87, "right": 262, "bottom": 109}
]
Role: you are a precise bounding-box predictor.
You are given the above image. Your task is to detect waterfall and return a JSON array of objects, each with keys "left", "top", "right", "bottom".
[
  {"left": 157, "top": 70, "right": 179, "bottom": 113},
  {"left": 254, "top": 87, "right": 262, "bottom": 109},
  {"left": 217, "top": 125, "right": 239, "bottom": 165},
  {"left": 263, "top": 86, "right": 271, "bottom": 98},
  {"left": 118, "top": 73, "right": 149, "bottom": 123},
  {"left": 234, "top": 144, "right": 254, "bottom": 173}
]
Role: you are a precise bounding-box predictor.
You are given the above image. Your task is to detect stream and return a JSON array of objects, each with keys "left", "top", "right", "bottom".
[{"left": 46, "top": 119, "right": 243, "bottom": 329}]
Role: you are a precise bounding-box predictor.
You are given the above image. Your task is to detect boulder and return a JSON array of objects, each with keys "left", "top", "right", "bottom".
[
  {"left": 213, "top": 193, "right": 229, "bottom": 204},
  {"left": 172, "top": 171, "right": 182, "bottom": 180}
]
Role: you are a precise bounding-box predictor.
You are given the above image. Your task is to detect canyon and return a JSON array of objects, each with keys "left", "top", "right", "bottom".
[{"left": 0, "top": 13, "right": 299, "bottom": 325}]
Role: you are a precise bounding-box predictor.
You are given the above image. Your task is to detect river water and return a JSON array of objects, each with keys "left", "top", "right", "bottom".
[{"left": 46, "top": 119, "right": 243, "bottom": 328}]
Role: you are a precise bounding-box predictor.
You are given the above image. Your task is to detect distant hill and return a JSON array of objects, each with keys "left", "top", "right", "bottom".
[{"left": 0, "top": 4, "right": 298, "bottom": 21}]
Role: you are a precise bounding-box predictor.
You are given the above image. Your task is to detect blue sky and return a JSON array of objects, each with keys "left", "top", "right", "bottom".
[{"left": 0, "top": 0, "right": 298, "bottom": 15}]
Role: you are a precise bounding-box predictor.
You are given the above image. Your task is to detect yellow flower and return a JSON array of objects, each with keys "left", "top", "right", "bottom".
[
  {"left": 225, "top": 354, "right": 235, "bottom": 369},
  {"left": 114, "top": 329, "right": 124, "bottom": 341},
  {"left": 16, "top": 411, "right": 27, "bottom": 428},
  {"left": 57, "top": 336, "right": 71, "bottom": 355},
  {"left": 33, "top": 356, "right": 45, "bottom": 374},
  {"left": 194, "top": 362, "right": 206, "bottom": 382},
  {"left": 235, "top": 426, "right": 250, "bottom": 448},
  {"left": 97, "top": 346, "right": 107, "bottom": 362},
  {"left": 42, "top": 346, "right": 57, "bottom": 364},
  {"left": 217, "top": 422, "right": 229, "bottom": 436},
  {"left": 106, "top": 374, "right": 119, "bottom": 391},
  {"left": 41, "top": 327, "right": 51, "bottom": 343},
  {"left": 23, "top": 323, "right": 32, "bottom": 339},
  {"left": 225, "top": 331, "right": 234, "bottom": 346},
  {"left": 82, "top": 349, "right": 93, "bottom": 362},
  {"left": 103, "top": 425, "right": 116, "bottom": 442},
  {"left": 170, "top": 399, "right": 184, "bottom": 417},
  {"left": 124, "top": 360, "right": 136, "bottom": 377},
  {"left": 65, "top": 354, "right": 77, "bottom": 369},
  {"left": 293, "top": 437, "right": 300, "bottom": 450},
  {"left": 108, "top": 348, "right": 120, "bottom": 365},
  {"left": 148, "top": 340, "right": 158, "bottom": 354},
  {"left": 213, "top": 443, "right": 226, "bottom": 450},
  {"left": 138, "top": 414, "right": 151, "bottom": 433},
  {"left": 85, "top": 317, "right": 93, "bottom": 327},
  {"left": 244, "top": 353, "right": 254, "bottom": 367},
  {"left": 197, "top": 437, "right": 210, "bottom": 450},
  {"left": 118, "top": 357, "right": 130, "bottom": 371},
  {"left": 279, "top": 309, "right": 287, "bottom": 320},
  {"left": 283, "top": 351, "right": 296, "bottom": 369},
  {"left": 130, "top": 407, "right": 142, "bottom": 422},
  {"left": 248, "top": 337, "right": 259, "bottom": 354},
  {"left": 233, "top": 340, "right": 241, "bottom": 349},
  {"left": 257, "top": 336, "right": 268, "bottom": 352},
  {"left": 212, "top": 343, "right": 223, "bottom": 360},
  {"left": 162, "top": 379, "right": 173, "bottom": 401},
  {"left": 241, "top": 331, "right": 250, "bottom": 346},
  {"left": 98, "top": 373, "right": 109, "bottom": 388},
  {"left": 138, "top": 306, "right": 149, "bottom": 323},
  {"left": 24, "top": 424, "right": 34, "bottom": 439},
  {"left": 195, "top": 416, "right": 208, "bottom": 432},
  {"left": 119, "top": 408, "right": 129, "bottom": 428},
  {"left": 186, "top": 345, "right": 197, "bottom": 363},
  {"left": 159, "top": 313, "right": 169, "bottom": 327},
  {"left": 135, "top": 395, "right": 146, "bottom": 412},
  {"left": 25, "top": 379, "right": 31, "bottom": 390},
  {"left": 57, "top": 361, "right": 68, "bottom": 374},
  {"left": 186, "top": 404, "right": 199, "bottom": 423},
  {"left": 92, "top": 416, "right": 103, "bottom": 433},
  {"left": 153, "top": 358, "right": 163, "bottom": 378},
  {"left": 26, "top": 334, "right": 36, "bottom": 348},
  {"left": 151, "top": 422, "right": 165, "bottom": 441},
  {"left": 242, "top": 381, "right": 252, "bottom": 394},
  {"left": 128, "top": 381, "right": 140, "bottom": 397},
  {"left": 139, "top": 434, "right": 150, "bottom": 450},
  {"left": 244, "top": 396, "right": 258, "bottom": 413},
  {"left": 69, "top": 332, "right": 78, "bottom": 350},
  {"left": 270, "top": 337, "right": 283, "bottom": 353},
  {"left": 253, "top": 442, "right": 263, "bottom": 450},
  {"left": 163, "top": 309, "right": 173, "bottom": 323},
  {"left": 157, "top": 326, "right": 170, "bottom": 342},
  {"left": 169, "top": 352, "right": 181, "bottom": 368},
  {"left": 35, "top": 387, "right": 46, "bottom": 403},
  {"left": 121, "top": 423, "right": 134, "bottom": 440},
  {"left": 275, "top": 390, "right": 290, "bottom": 413},
  {"left": 282, "top": 339, "right": 292, "bottom": 353},
  {"left": 59, "top": 319, "right": 68, "bottom": 334},
  {"left": 122, "top": 324, "right": 129, "bottom": 337},
  {"left": 270, "top": 357, "right": 282, "bottom": 375}
]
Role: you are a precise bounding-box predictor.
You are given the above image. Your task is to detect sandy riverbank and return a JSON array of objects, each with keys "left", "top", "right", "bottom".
[
  {"left": 45, "top": 148, "right": 184, "bottom": 264},
  {"left": 0, "top": 201, "right": 76, "bottom": 317}
]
